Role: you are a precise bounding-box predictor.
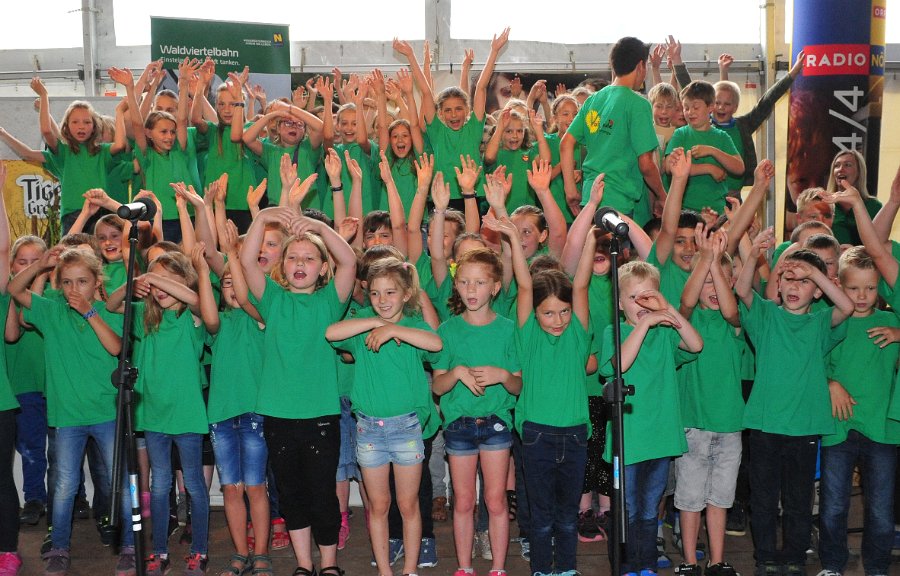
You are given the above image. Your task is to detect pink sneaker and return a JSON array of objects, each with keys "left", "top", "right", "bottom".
[
  {"left": 0, "top": 552, "right": 22, "bottom": 576},
  {"left": 140, "top": 492, "right": 151, "bottom": 519},
  {"left": 337, "top": 511, "right": 350, "bottom": 550},
  {"left": 453, "top": 569, "right": 477, "bottom": 576}
]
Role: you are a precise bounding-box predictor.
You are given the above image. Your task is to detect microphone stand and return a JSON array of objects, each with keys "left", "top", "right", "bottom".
[
  {"left": 602, "top": 228, "right": 634, "bottom": 576},
  {"left": 109, "top": 218, "right": 146, "bottom": 576}
]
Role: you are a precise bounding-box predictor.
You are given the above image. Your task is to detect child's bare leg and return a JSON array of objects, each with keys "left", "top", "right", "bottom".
[
  {"left": 680, "top": 509, "right": 702, "bottom": 565},
  {"left": 481, "top": 449, "right": 510, "bottom": 571},
  {"left": 222, "top": 484, "right": 248, "bottom": 557},
  {"left": 705, "top": 505, "right": 727, "bottom": 565},
  {"left": 246, "top": 484, "right": 269, "bottom": 557},
  {"left": 288, "top": 527, "right": 313, "bottom": 571},
  {"left": 579, "top": 492, "right": 593, "bottom": 511},
  {"left": 361, "top": 465, "right": 392, "bottom": 575},
  {"left": 448, "top": 454, "right": 478, "bottom": 568},
  {"left": 336, "top": 479, "right": 350, "bottom": 513},
  {"left": 394, "top": 463, "right": 423, "bottom": 576}
]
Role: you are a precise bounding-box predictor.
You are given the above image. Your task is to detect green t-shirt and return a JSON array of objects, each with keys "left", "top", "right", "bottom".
[
  {"left": 432, "top": 314, "right": 521, "bottom": 427},
  {"left": 600, "top": 322, "right": 696, "bottom": 465},
  {"left": 679, "top": 308, "right": 745, "bottom": 432},
  {"left": 335, "top": 140, "right": 380, "bottom": 213},
  {"left": 198, "top": 121, "right": 256, "bottom": 211},
  {"left": 647, "top": 244, "right": 690, "bottom": 309},
  {"left": 567, "top": 85, "right": 658, "bottom": 215},
  {"left": 134, "top": 141, "right": 195, "bottom": 221},
  {"left": 515, "top": 312, "right": 590, "bottom": 434},
  {"left": 824, "top": 310, "right": 900, "bottom": 445},
  {"left": 739, "top": 292, "right": 846, "bottom": 435},
  {"left": 381, "top": 154, "right": 420, "bottom": 221},
  {"left": 335, "top": 314, "right": 440, "bottom": 438},
  {"left": 545, "top": 133, "right": 580, "bottom": 225},
  {"left": 491, "top": 145, "right": 538, "bottom": 213},
  {"left": 103, "top": 260, "right": 127, "bottom": 298},
  {"left": 716, "top": 122, "right": 745, "bottom": 192},
  {"left": 6, "top": 322, "right": 45, "bottom": 396},
  {"left": 206, "top": 307, "right": 265, "bottom": 423},
  {"left": 415, "top": 252, "right": 452, "bottom": 323},
  {"left": 251, "top": 277, "right": 347, "bottom": 418},
  {"left": 132, "top": 303, "right": 208, "bottom": 434},
  {"left": 0, "top": 294, "right": 17, "bottom": 411},
  {"left": 665, "top": 125, "right": 738, "bottom": 213},
  {"left": 586, "top": 274, "right": 614, "bottom": 397},
  {"left": 23, "top": 295, "right": 119, "bottom": 426},
  {"left": 336, "top": 299, "right": 366, "bottom": 398},
  {"left": 105, "top": 153, "right": 135, "bottom": 205},
  {"left": 258, "top": 138, "right": 319, "bottom": 207},
  {"left": 426, "top": 114, "right": 485, "bottom": 200},
  {"left": 831, "top": 196, "right": 882, "bottom": 246},
  {"left": 42, "top": 143, "right": 118, "bottom": 216}
]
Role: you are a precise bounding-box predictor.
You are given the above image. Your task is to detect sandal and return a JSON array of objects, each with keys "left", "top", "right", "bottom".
[
  {"left": 251, "top": 554, "right": 274, "bottom": 576},
  {"left": 271, "top": 517, "right": 290, "bottom": 550},
  {"left": 291, "top": 568, "right": 315, "bottom": 576},
  {"left": 507, "top": 490, "right": 517, "bottom": 522},
  {"left": 246, "top": 522, "right": 255, "bottom": 551},
  {"left": 431, "top": 496, "right": 448, "bottom": 522},
  {"left": 219, "top": 553, "right": 251, "bottom": 576},
  {"left": 319, "top": 566, "right": 345, "bottom": 576}
]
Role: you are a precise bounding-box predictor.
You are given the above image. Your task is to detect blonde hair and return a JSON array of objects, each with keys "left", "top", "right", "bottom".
[
  {"left": 143, "top": 252, "right": 197, "bottom": 333},
  {"left": 366, "top": 256, "right": 422, "bottom": 316},
  {"left": 714, "top": 80, "right": 742, "bottom": 108},
  {"left": 55, "top": 248, "right": 104, "bottom": 298},
  {"left": 271, "top": 232, "right": 333, "bottom": 290},
  {"left": 11, "top": 235, "right": 47, "bottom": 260},
  {"left": 648, "top": 83, "right": 678, "bottom": 105},
  {"left": 61, "top": 101, "right": 103, "bottom": 155},
  {"left": 796, "top": 187, "right": 829, "bottom": 212},
  {"left": 826, "top": 150, "right": 870, "bottom": 199},
  {"left": 838, "top": 245, "right": 877, "bottom": 282},
  {"left": 618, "top": 260, "right": 660, "bottom": 291}
]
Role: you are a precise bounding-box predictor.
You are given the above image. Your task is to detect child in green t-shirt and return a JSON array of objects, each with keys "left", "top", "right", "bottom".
[
  {"left": 676, "top": 227, "right": 744, "bottom": 576},
  {"left": 431, "top": 248, "right": 522, "bottom": 576},
  {"left": 664, "top": 81, "right": 744, "bottom": 213},
  {"left": 242, "top": 207, "right": 356, "bottom": 576},
  {"left": 484, "top": 208, "right": 594, "bottom": 576},
  {"left": 483, "top": 108, "right": 550, "bottom": 213},
  {"left": 326, "top": 257, "right": 442, "bottom": 576},
  {"left": 9, "top": 247, "right": 134, "bottom": 575},
  {"left": 736, "top": 233, "right": 854, "bottom": 575},
  {"left": 817, "top": 248, "right": 900, "bottom": 576},
  {"left": 599, "top": 260, "right": 703, "bottom": 575}
]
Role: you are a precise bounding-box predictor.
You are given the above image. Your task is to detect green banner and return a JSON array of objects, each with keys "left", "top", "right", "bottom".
[{"left": 151, "top": 16, "right": 291, "bottom": 98}]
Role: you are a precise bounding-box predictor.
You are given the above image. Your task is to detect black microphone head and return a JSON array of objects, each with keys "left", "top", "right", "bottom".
[
  {"left": 135, "top": 196, "right": 158, "bottom": 221},
  {"left": 594, "top": 206, "right": 618, "bottom": 229}
]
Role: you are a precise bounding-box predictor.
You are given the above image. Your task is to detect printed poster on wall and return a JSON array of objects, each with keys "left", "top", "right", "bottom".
[
  {"left": 151, "top": 16, "right": 291, "bottom": 102},
  {"left": 1, "top": 160, "right": 60, "bottom": 241}
]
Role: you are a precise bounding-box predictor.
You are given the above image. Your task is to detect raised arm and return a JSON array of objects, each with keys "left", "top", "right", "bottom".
[
  {"left": 483, "top": 109, "right": 508, "bottom": 165},
  {"left": 189, "top": 243, "right": 220, "bottom": 332},
  {"left": 736, "top": 227, "right": 774, "bottom": 308},
  {"left": 718, "top": 53, "right": 733, "bottom": 82},
  {"left": 485, "top": 215, "right": 530, "bottom": 326},
  {"left": 473, "top": 28, "right": 510, "bottom": 121},
  {"left": 528, "top": 157, "right": 566, "bottom": 257},
  {"left": 30, "top": 77, "right": 57, "bottom": 152},
  {"left": 560, "top": 132, "right": 582, "bottom": 215},
  {"left": 562, "top": 174, "right": 604, "bottom": 276},
  {"left": 406, "top": 154, "right": 433, "bottom": 264},
  {"left": 680, "top": 224, "right": 714, "bottom": 319},
  {"left": 296, "top": 215, "right": 357, "bottom": 302},
  {"left": 109, "top": 67, "right": 147, "bottom": 152},
  {"left": 656, "top": 147, "right": 692, "bottom": 264},
  {"left": 872, "top": 162, "right": 900, "bottom": 244},
  {"left": 829, "top": 181, "right": 899, "bottom": 286},
  {"left": 0, "top": 127, "right": 45, "bottom": 163},
  {"left": 175, "top": 58, "right": 199, "bottom": 148},
  {"left": 454, "top": 154, "right": 483, "bottom": 233},
  {"left": 724, "top": 159, "right": 773, "bottom": 254},
  {"left": 572, "top": 224, "right": 595, "bottom": 331},
  {"left": 459, "top": 48, "right": 474, "bottom": 96},
  {"left": 378, "top": 150, "right": 409, "bottom": 258},
  {"left": 240, "top": 207, "right": 296, "bottom": 299},
  {"left": 393, "top": 38, "right": 435, "bottom": 124},
  {"left": 429, "top": 172, "right": 452, "bottom": 287},
  {"left": 9, "top": 248, "right": 61, "bottom": 310},
  {"left": 0, "top": 166, "right": 10, "bottom": 292}
]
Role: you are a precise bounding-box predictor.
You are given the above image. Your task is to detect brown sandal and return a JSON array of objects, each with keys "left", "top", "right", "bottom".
[{"left": 431, "top": 496, "right": 448, "bottom": 522}]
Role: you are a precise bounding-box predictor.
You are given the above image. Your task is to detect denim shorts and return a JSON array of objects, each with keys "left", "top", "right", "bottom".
[
  {"left": 674, "top": 428, "right": 742, "bottom": 511},
  {"left": 356, "top": 411, "right": 425, "bottom": 469},
  {"left": 209, "top": 412, "right": 268, "bottom": 486},
  {"left": 443, "top": 415, "right": 513, "bottom": 456},
  {"left": 336, "top": 396, "right": 359, "bottom": 482}
]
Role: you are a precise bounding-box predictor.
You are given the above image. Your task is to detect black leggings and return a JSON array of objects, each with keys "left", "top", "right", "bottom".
[
  {"left": 0, "top": 409, "right": 18, "bottom": 552},
  {"left": 264, "top": 415, "right": 341, "bottom": 545}
]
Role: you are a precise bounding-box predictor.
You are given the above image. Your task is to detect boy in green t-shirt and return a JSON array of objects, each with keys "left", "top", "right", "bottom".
[
  {"left": 561, "top": 36, "right": 667, "bottom": 222},
  {"left": 665, "top": 81, "right": 744, "bottom": 213},
  {"left": 736, "top": 234, "right": 853, "bottom": 576},
  {"left": 676, "top": 227, "right": 744, "bottom": 576}
]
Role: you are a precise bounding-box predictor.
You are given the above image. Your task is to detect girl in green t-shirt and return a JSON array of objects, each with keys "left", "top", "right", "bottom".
[
  {"left": 432, "top": 248, "right": 522, "bottom": 576},
  {"left": 242, "top": 207, "right": 356, "bottom": 576},
  {"left": 484, "top": 108, "right": 550, "bottom": 213},
  {"left": 485, "top": 212, "right": 594, "bottom": 576},
  {"left": 325, "top": 257, "right": 442, "bottom": 576}
]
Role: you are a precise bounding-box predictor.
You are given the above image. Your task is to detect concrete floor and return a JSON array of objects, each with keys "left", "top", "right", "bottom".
[{"left": 13, "top": 496, "right": 897, "bottom": 576}]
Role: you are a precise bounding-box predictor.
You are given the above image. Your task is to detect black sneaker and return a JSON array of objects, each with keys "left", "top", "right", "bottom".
[
  {"left": 40, "top": 528, "right": 53, "bottom": 555},
  {"left": 96, "top": 516, "right": 116, "bottom": 547},
  {"left": 74, "top": 496, "right": 90, "bottom": 520},
  {"left": 705, "top": 562, "right": 740, "bottom": 576},
  {"left": 675, "top": 563, "right": 702, "bottom": 576},
  {"left": 782, "top": 563, "right": 804, "bottom": 576},
  {"left": 753, "top": 562, "right": 779, "bottom": 576},
  {"left": 19, "top": 499, "right": 46, "bottom": 525},
  {"left": 726, "top": 502, "right": 747, "bottom": 536},
  {"left": 179, "top": 522, "right": 193, "bottom": 545}
]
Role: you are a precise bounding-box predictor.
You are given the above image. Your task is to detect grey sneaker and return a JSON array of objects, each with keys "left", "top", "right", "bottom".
[
  {"left": 473, "top": 530, "right": 493, "bottom": 561},
  {"left": 115, "top": 547, "right": 137, "bottom": 576},
  {"left": 520, "top": 538, "right": 530, "bottom": 561},
  {"left": 42, "top": 548, "right": 70, "bottom": 575}
]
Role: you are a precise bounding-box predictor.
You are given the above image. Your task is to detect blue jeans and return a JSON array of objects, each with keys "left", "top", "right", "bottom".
[
  {"left": 819, "top": 430, "right": 896, "bottom": 575},
  {"left": 521, "top": 421, "right": 588, "bottom": 575},
  {"left": 15, "top": 392, "right": 48, "bottom": 503},
  {"left": 619, "top": 457, "right": 671, "bottom": 573},
  {"left": 210, "top": 413, "right": 267, "bottom": 486},
  {"left": 145, "top": 432, "right": 209, "bottom": 555},
  {"left": 51, "top": 421, "right": 133, "bottom": 549}
]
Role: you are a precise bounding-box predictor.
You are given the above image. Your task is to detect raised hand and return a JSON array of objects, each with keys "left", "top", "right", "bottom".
[
  {"left": 526, "top": 158, "right": 552, "bottom": 191},
  {"left": 246, "top": 179, "right": 267, "bottom": 209},
  {"left": 392, "top": 38, "right": 414, "bottom": 58},
  {"left": 324, "top": 148, "right": 343, "bottom": 182},
  {"left": 718, "top": 53, "right": 734, "bottom": 72},
  {"left": 668, "top": 147, "right": 692, "bottom": 179},
  {"left": 454, "top": 155, "right": 481, "bottom": 191},
  {"left": 431, "top": 171, "right": 450, "bottom": 211},
  {"left": 415, "top": 154, "right": 435, "bottom": 189},
  {"left": 635, "top": 289, "right": 669, "bottom": 313},
  {"left": 30, "top": 77, "right": 48, "bottom": 97},
  {"left": 588, "top": 173, "right": 605, "bottom": 205},
  {"left": 491, "top": 27, "right": 511, "bottom": 53}
]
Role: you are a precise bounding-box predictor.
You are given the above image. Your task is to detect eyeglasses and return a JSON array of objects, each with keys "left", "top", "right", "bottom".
[{"left": 281, "top": 120, "right": 304, "bottom": 128}]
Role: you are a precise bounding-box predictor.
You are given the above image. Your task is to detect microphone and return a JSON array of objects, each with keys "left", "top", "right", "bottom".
[
  {"left": 116, "top": 197, "right": 157, "bottom": 222},
  {"left": 594, "top": 206, "right": 629, "bottom": 237}
]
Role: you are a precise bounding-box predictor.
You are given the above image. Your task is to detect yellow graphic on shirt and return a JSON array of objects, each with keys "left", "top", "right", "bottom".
[{"left": 586, "top": 110, "right": 601, "bottom": 134}]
